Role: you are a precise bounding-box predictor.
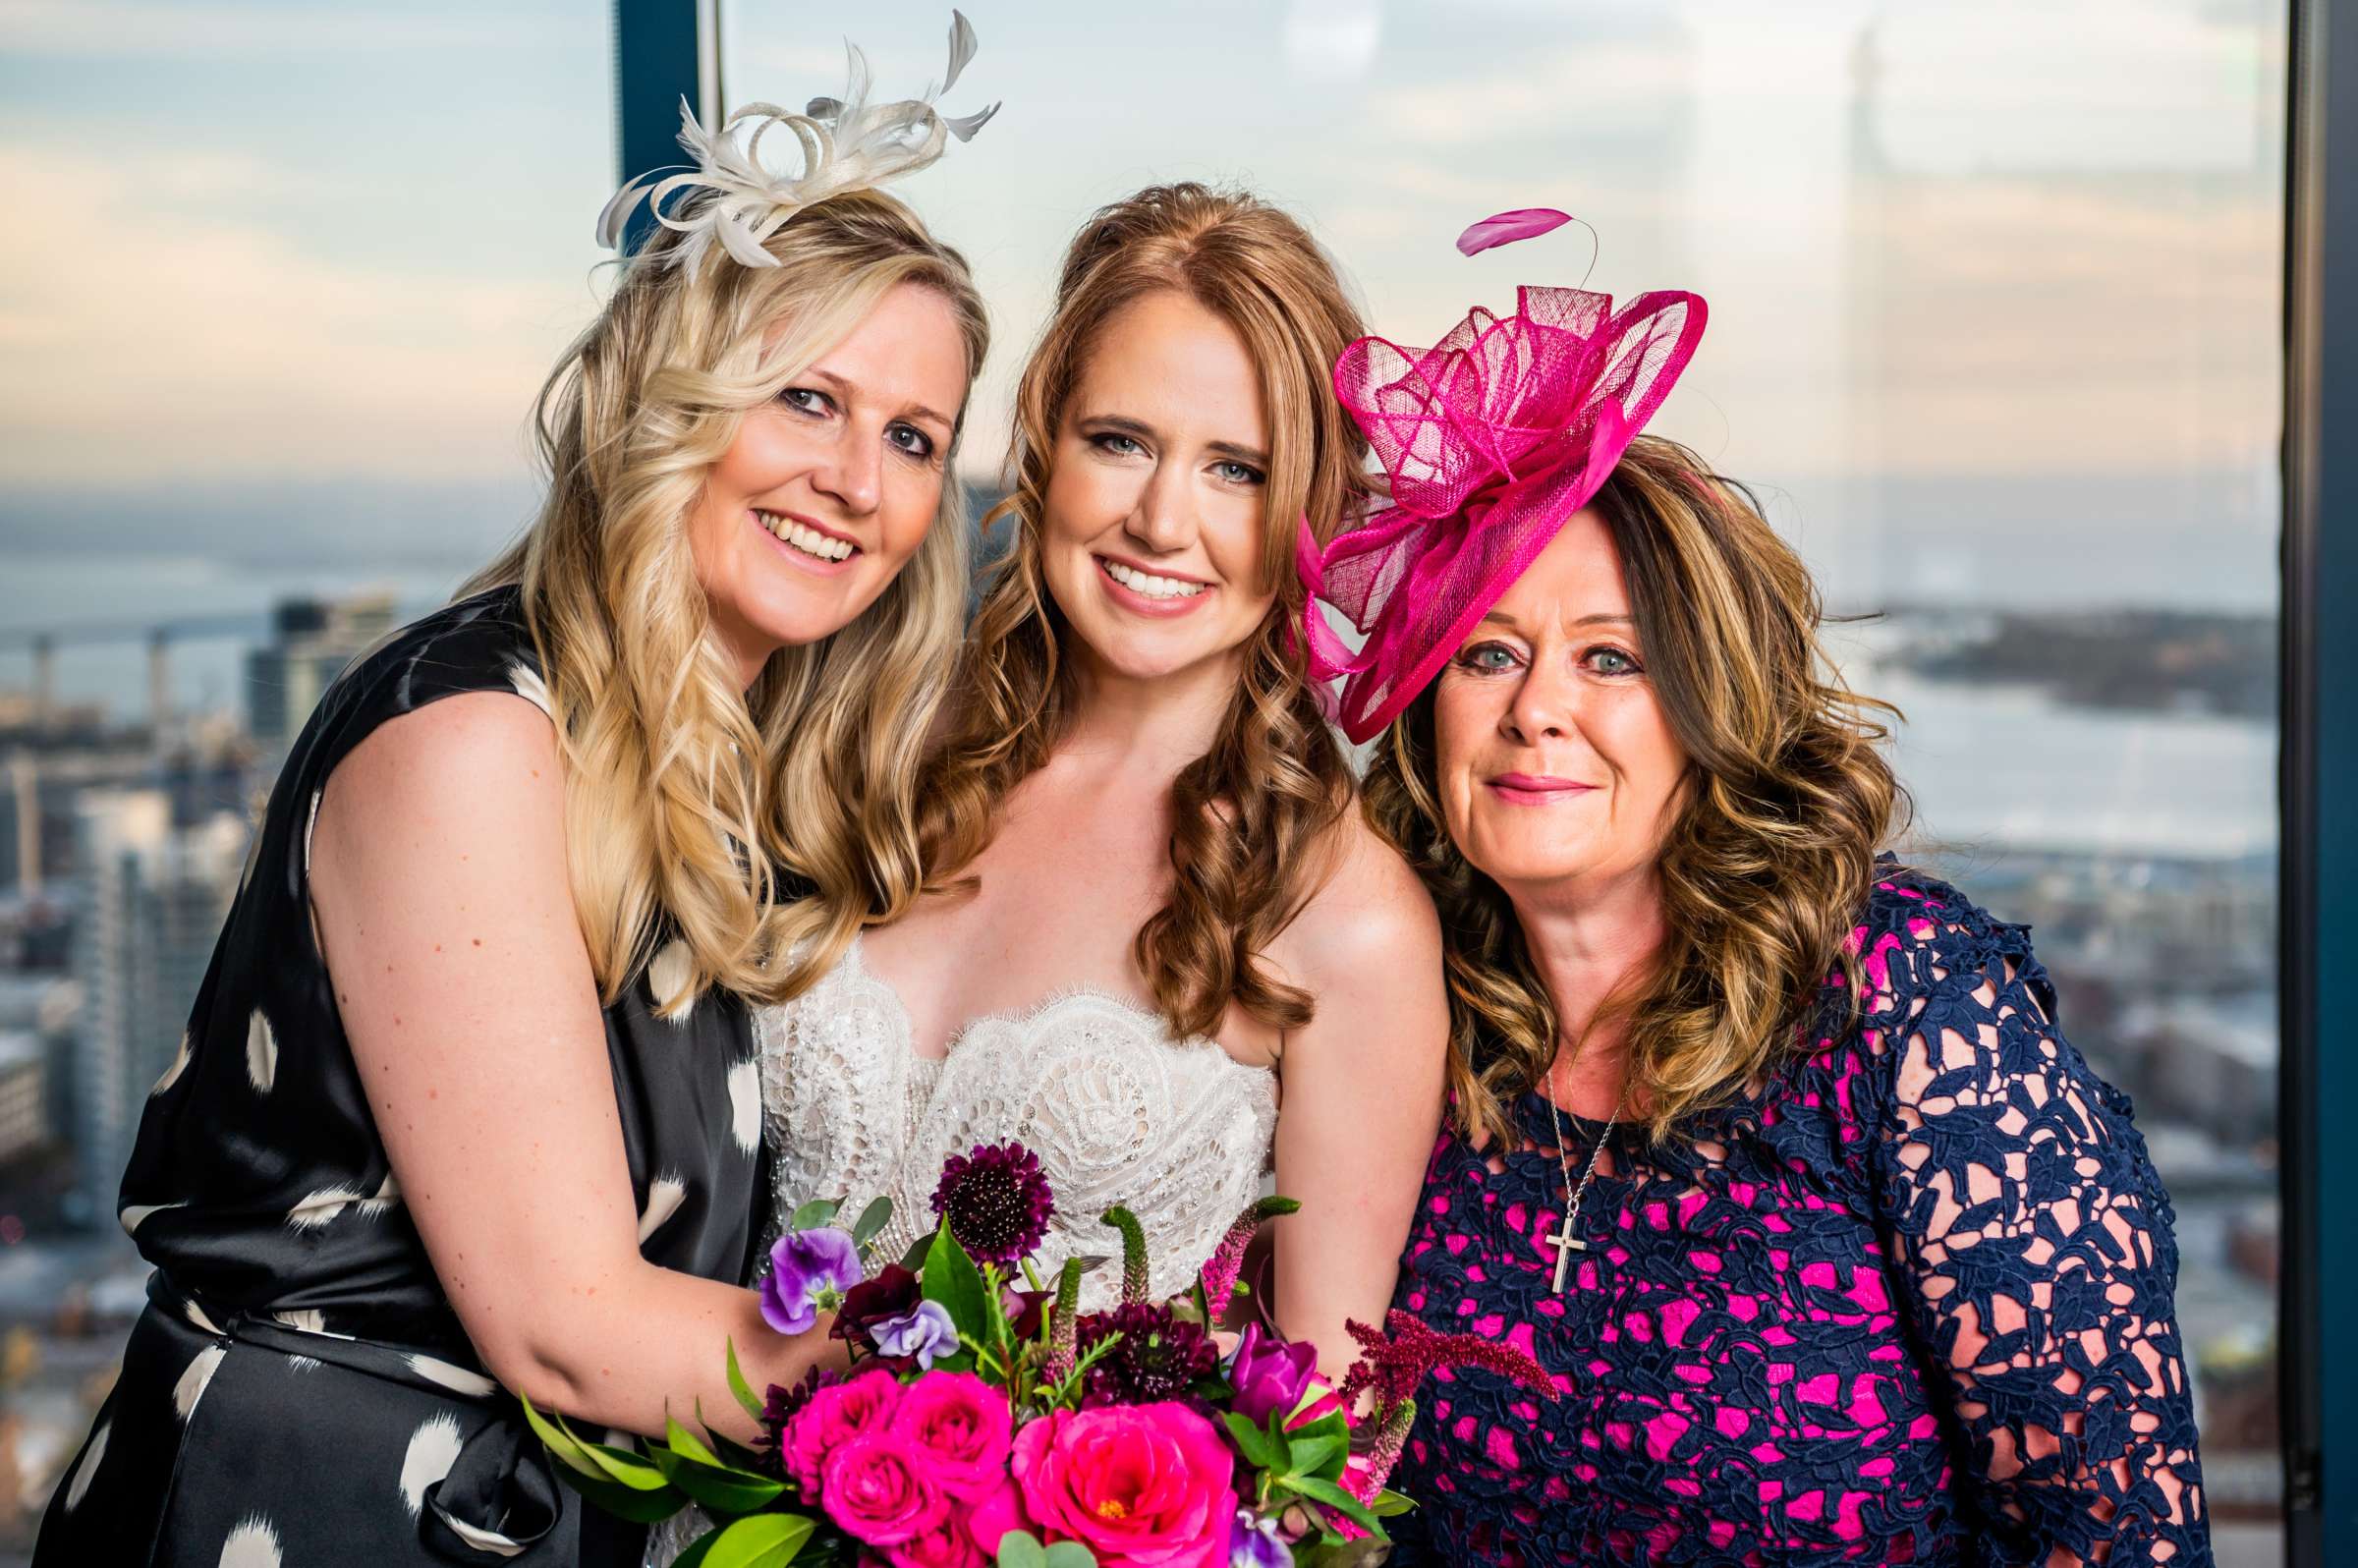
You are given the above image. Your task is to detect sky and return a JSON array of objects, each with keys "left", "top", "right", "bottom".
[{"left": 0, "top": 0, "right": 2288, "bottom": 648}]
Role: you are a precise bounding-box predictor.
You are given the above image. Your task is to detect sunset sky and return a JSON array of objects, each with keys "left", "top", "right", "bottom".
[{"left": 0, "top": 0, "right": 2287, "bottom": 621}]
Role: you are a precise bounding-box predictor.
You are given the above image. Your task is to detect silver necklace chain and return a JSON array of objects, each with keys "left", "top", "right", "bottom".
[{"left": 1542, "top": 1055, "right": 1624, "bottom": 1293}]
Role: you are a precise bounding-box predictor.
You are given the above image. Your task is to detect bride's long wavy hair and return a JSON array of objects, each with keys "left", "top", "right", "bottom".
[
  {"left": 1363, "top": 437, "right": 1908, "bottom": 1146},
  {"left": 465, "top": 189, "right": 989, "bottom": 1014},
  {"left": 914, "top": 184, "right": 1373, "bottom": 1037}
]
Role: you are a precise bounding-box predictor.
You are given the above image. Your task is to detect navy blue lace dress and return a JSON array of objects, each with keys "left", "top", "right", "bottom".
[{"left": 1385, "top": 871, "right": 2210, "bottom": 1565}]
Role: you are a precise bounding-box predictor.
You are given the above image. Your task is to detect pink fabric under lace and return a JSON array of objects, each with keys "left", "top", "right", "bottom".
[{"left": 1297, "top": 285, "right": 1707, "bottom": 743}]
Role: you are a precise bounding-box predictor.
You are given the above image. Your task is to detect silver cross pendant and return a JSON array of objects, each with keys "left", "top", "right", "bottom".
[{"left": 1545, "top": 1222, "right": 1587, "bottom": 1293}]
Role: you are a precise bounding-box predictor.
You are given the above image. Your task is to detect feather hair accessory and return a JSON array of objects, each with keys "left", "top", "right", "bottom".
[{"left": 595, "top": 9, "right": 1000, "bottom": 272}]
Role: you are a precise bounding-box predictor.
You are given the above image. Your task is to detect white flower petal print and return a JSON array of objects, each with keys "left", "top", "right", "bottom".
[
  {"left": 218, "top": 1516, "right": 283, "bottom": 1568},
  {"left": 428, "top": 1500, "right": 529, "bottom": 1557},
  {"left": 120, "top": 1200, "right": 185, "bottom": 1238},
  {"left": 245, "top": 1008, "right": 277, "bottom": 1093},
  {"left": 399, "top": 1413, "right": 466, "bottom": 1520},
  {"left": 182, "top": 1297, "right": 223, "bottom": 1336},
  {"left": 270, "top": 1308, "right": 325, "bottom": 1334},
  {"left": 303, "top": 788, "right": 323, "bottom": 877},
  {"left": 61, "top": 1420, "right": 106, "bottom": 1511},
  {"left": 649, "top": 940, "right": 695, "bottom": 1021},
  {"left": 285, "top": 1186, "right": 365, "bottom": 1230},
  {"left": 728, "top": 1060, "right": 760, "bottom": 1154},
  {"left": 507, "top": 661, "right": 554, "bottom": 720},
  {"left": 637, "top": 1174, "right": 687, "bottom": 1246},
  {"left": 152, "top": 1031, "right": 191, "bottom": 1096},
  {"left": 174, "top": 1344, "right": 225, "bottom": 1423},
  {"left": 359, "top": 1168, "right": 401, "bottom": 1215},
  {"left": 406, "top": 1352, "right": 497, "bottom": 1398}
]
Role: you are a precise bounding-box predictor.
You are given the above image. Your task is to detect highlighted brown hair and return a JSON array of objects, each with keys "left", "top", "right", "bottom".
[
  {"left": 1363, "top": 435, "right": 1908, "bottom": 1144},
  {"left": 916, "top": 184, "right": 1374, "bottom": 1036}
]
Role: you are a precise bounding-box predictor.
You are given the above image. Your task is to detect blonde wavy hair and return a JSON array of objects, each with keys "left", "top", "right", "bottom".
[
  {"left": 916, "top": 184, "right": 1374, "bottom": 1037},
  {"left": 1363, "top": 436, "right": 1909, "bottom": 1145},
  {"left": 465, "top": 189, "right": 989, "bottom": 1013}
]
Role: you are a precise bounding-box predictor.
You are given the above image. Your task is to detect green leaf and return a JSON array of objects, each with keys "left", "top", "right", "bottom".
[
  {"left": 670, "top": 1532, "right": 720, "bottom": 1568},
  {"left": 520, "top": 1396, "right": 605, "bottom": 1481},
  {"left": 994, "top": 1530, "right": 1048, "bottom": 1568},
  {"left": 1286, "top": 1475, "right": 1384, "bottom": 1532},
  {"left": 724, "top": 1337, "right": 766, "bottom": 1425},
  {"left": 666, "top": 1415, "right": 722, "bottom": 1468},
  {"left": 923, "top": 1223, "right": 990, "bottom": 1343},
  {"left": 702, "top": 1511, "right": 816, "bottom": 1568},
  {"left": 1223, "top": 1411, "right": 1281, "bottom": 1471},
  {"left": 900, "top": 1227, "right": 938, "bottom": 1272},
  {"left": 1042, "top": 1545, "right": 1098, "bottom": 1568},
  {"left": 849, "top": 1195, "right": 893, "bottom": 1247},
  {"left": 1369, "top": 1488, "right": 1417, "bottom": 1517},
  {"left": 650, "top": 1450, "right": 788, "bottom": 1516},
  {"left": 579, "top": 1438, "right": 672, "bottom": 1491},
  {"left": 785, "top": 1198, "right": 840, "bottom": 1233},
  {"left": 694, "top": 1399, "right": 768, "bottom": 1471},
  {"left": 1284, "top": 1433, "right": 1344, "bottom": 1479},
  {"left": 552, "top": 1464, "right": 692, "bottom": 1524}
]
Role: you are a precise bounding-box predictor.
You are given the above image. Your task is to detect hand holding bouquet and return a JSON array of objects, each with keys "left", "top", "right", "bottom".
[{"left": 526, "top": 1143, "right": 1553, "bottom": 1567}]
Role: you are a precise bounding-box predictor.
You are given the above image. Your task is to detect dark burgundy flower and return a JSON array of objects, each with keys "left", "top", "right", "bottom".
[
  {"left": 1336, "top": 1309, "right": 1559, "bottom": 1412},
  {"left": 929, "top": 1142, "right": 1054, "bottom": 1265},
  {"left": 1075, "top": 1303, "right": 1220, "bottom": 1407},
  {"left": 756, "top": 1366, "right": 838, "bottom": 1480},
  {"left": 831, "top": 1263, "right": 923, "bottom": 1345}
]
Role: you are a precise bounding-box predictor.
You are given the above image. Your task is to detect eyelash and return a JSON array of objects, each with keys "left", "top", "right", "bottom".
[
  {"left": 778, "top": 386, "right": 937, "bottom": 462},
  {"left": 1087, "top": 433, "right": 1263, "bottom": 486},
  {"left": 1452, "top": 641, "right": 1644, "bottom": 677}
]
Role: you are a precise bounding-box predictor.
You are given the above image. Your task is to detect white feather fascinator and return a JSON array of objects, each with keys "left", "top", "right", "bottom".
[{"left": 596, "top": 10, "right": 1000, "bottom": 272}]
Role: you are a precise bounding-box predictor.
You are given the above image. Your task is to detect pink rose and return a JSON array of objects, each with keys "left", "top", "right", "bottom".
[
  {"left": 889, "top": 1372, "right": 1014, "bottom": 1502},
  {"left": 1012, "top": 1402, "right": 1236, "bottom": 1568},
  {"left": 785, "top": 1368, "right": 904, "bottom": 1497},
  {"left": 884, "top": 1514, "right": 986, "bottom": 1568},
  {"left": 819, "top": 1432, "right": 947, "bottom": 1546},
  {"left": 963, "top": 1478, "right": 1036, "bottom": 1560}
]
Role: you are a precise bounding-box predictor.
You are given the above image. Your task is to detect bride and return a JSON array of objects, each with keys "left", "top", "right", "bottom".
[{"left": 758, "top": 183, "right": 1448, "bottom": 1375}]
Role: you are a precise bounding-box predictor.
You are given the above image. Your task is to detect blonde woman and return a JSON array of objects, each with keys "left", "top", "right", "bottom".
[
  {"left": 35, "top": 58, "right": 997, "bottom": 1568},
  {"left": 753, "top": 184, "right": 1449, "bottom": 1382}
]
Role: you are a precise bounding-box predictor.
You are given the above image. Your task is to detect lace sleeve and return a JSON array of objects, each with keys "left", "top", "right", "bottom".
[{"left": 1865, "top": 902, "right": 2211, "bottom": 1564}]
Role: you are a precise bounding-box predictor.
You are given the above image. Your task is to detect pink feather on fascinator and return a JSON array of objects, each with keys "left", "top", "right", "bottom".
[{"left": 1296, "top": 212, "right": 1706, "bottom": 744}]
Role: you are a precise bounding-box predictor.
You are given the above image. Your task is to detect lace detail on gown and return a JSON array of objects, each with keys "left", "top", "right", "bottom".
[{"left": 758, "top": 938, "right": 1278, "bottom": 1310}]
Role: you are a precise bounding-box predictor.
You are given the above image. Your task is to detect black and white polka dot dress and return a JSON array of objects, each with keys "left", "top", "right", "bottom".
[{"left": 34, "top": 587, "right": 769, "bottom": 1567}]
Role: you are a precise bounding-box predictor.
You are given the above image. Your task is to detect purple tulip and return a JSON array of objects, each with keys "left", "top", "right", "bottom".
[
  {"left": 1227, "top": 1321, "right": 1319, "bottom": 1426},
  {"left": 1230, "top": 1509, "right": 1293, "bottom": 1568},
  {"left": 759, "top": 1226, "right": 863, "bottom": 1335},
  {"left": 870, "top": 1299, "right": 959, "bottom": 1369}
]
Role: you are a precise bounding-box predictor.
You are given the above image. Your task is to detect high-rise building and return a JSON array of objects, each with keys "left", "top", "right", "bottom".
[
  {"left": 245, "top": 592, "right": 398, "bottom": 757},
  {"left": 66, "top": 791, "right": 245, "bottom": 1228}
]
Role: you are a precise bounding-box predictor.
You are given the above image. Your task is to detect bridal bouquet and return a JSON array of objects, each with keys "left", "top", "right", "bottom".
[{"left": 526, "top": 1142, "right": 1550, "bottom": 1568}]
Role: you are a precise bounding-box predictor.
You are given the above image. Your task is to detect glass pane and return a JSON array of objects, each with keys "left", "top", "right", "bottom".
[
  {"left": 0, "top": 2, "right": 612, "bottom": 1552},
  {"left": 723, "top": 1, "right": 2284, "bottom": 1556}
]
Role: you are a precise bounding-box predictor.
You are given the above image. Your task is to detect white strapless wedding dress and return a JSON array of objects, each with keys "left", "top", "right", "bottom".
[{"left": 757, "top": 935, "right": 1279, "bottom": 1309}]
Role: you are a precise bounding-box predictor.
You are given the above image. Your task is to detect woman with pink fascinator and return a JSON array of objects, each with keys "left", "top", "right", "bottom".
[{"left": 1305, "top": 214, "right": 2210, "bottom": 1563}]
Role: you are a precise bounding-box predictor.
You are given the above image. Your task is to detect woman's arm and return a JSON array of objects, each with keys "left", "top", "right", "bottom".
[
  {"left": 1266, "top": 817, "right": 1449, "bottom": 1380},
  {"left": 1871, "top": 914, "right": 2209, "bottom": 1563},
  {"left": 309, "top": 691, "right": 839, "bottom": 1440}
]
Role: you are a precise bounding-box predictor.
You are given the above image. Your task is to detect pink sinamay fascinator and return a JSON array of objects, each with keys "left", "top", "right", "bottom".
[{"left": 1296, "top": 215, "right": 1707, "bottom": 744}]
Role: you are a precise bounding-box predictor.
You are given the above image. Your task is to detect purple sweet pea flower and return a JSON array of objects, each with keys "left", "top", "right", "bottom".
[
  {"left": 759, "top": 1225, "right": 863, "bottom": 1334},
  {"left": 1227, "top": 1321, "right": 1319, "bottom": 1425},
  {"left": 870, "top": 1299, "right": 959, "bottom": 1369},
  {"left": 1230, "top": 1508, "right": 1293, "bottom": 1568}
]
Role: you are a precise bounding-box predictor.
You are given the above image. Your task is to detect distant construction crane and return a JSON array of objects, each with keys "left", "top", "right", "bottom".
[{"left": 0, "top": 612, "right": 268, "bottom": 728}]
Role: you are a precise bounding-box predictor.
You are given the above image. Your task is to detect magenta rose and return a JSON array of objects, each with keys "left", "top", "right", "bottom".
[
  {"left": 783, "top": 1367, "right": 904, "bottom": 1497},
  {"left": 963, "top": 1478, "right": 1036, "bottom": 1560},
  {"left": 889, "top": 1371, "right": 1014, "bottom": 1501},
  {"left": 818, "top": 1432, "right": 946, "bottom": 1546},
  {"left": 1012, "top": 1402, "right": 1236, "bottom": 1568},
  {"left": 884, "top": 1515, "right": 986, "bottom": 1568}
]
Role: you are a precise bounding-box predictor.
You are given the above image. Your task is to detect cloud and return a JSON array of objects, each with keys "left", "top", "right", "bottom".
[
  {"left": 0, "top": 140, "right": 598, "bottom": 486},
  {"left": 0, "top": 0, "right": 570, "bottom": 57}
]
